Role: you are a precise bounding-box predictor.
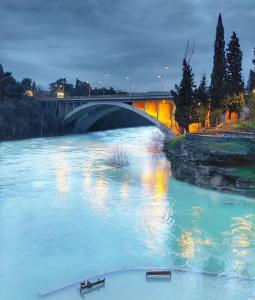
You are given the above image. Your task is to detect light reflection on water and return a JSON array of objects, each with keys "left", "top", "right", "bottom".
[{"left": 1, "top": 126, "right": 255, "bottom": 300}]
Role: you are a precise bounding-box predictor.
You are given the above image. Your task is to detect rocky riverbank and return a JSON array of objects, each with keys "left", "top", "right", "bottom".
[{"left": 164, "top": 132, "right": 255, "bottom": 198}]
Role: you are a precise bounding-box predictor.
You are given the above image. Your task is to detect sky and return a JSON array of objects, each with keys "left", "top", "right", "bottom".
[{"left": 0, "top": 0, "right": 254, "bottom": 91}]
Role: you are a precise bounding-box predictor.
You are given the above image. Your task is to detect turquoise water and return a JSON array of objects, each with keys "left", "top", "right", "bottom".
[{"left": 1, "top": 126, "right": 255, "bottom": 299}]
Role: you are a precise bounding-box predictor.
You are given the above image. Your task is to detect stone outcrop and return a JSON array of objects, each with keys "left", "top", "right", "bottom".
[{"left": 164, "top": 133, "right": 255, "bottom": 198}]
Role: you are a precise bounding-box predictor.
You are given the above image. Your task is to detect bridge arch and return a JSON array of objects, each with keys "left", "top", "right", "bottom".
[{"left": 64, "top": 101, "right": 174, "bottom": 137}]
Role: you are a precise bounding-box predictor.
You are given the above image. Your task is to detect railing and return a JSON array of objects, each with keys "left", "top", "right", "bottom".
[{"left": 34, "top": 93, "right": 172, "bottom": 102}]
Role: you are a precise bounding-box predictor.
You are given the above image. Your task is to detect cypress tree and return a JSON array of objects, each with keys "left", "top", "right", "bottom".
[
  {"left": 247, "top": 48, "right": 255, "bottom": 94},
  {"left": 195, "top": 75, "right": 210, "bottom": 126},
  {"left": 226, "top": 31, "right": 244, "bottom": 95},
  {"left": 196, "top": 75, "right": 209, "bottom": 107},
  {"left": 225, "top": 31, "right": 244, "bottom": 118},
  {"left": 171, "top": 59, "right": 196, "bottom": 133},
  {"left": 210, "top": 14, "right": 226, "bottom": 124},
  {"left": 247, "top": 70, "right": 255, "bottom": 94}
]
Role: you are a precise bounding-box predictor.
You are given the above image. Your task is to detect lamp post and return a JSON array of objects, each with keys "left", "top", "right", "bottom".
[
  {"left": 131, "top": 84, "right": 135, "bottom": 97},
  {"left": 126, "top": 76, "right": 131, "bottom": 94},
  {"left": 157, "top": 74, "right": 163, "bottom": 92},
  {"left": 158, "top": 65, "right": 169, "bottom": 92},
  {"left": 103, "top": 73, "right": 109, "bottom": 95},
  {"left": 86, "top": 81, "right": 91, "bottom": 97}
]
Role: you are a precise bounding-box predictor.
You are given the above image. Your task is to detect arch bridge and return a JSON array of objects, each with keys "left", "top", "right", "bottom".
[{"left": 37, "top": 94, "right": 195, "bottom": 136}]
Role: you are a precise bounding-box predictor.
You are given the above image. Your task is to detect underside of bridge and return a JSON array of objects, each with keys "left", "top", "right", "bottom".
[{"left": 64, "top": 101, "right": 180, "bottom": 136}]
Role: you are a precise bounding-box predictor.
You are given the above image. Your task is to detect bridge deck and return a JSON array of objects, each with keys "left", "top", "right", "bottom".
[{"left": 35, "top": 94, "right": 172, "bottom": 103}]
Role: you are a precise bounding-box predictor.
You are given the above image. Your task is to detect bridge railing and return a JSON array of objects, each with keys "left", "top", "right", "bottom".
[{"left": 34, "top": 93, "right": 172, "bottom": 102}]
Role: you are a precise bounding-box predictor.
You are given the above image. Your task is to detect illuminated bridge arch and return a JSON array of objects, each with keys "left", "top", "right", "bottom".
[{"left": 64, "top": 101, "right": 175, "bottom": 137}]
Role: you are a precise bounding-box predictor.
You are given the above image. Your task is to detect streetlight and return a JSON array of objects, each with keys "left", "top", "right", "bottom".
[
  {"left": 157, "top": 74, "right": 163, "bottom": 92},
  {"left": 86, "top": 81, "right": 91, "bottom": 97},
  {"left": 126, "top": 76, "right": 131, "bottom": 94},
  {"left": 131, "top": 84, "right": 135, "bottom": 94},
  {"left": 103, "top": 73, "right": 109, "bottom": 95},
  {"left": 158, "top": 65, "right": 169, "bottom": 92},
  {"left": 253, "top": 89, "right": 255, "bottom": 94}
]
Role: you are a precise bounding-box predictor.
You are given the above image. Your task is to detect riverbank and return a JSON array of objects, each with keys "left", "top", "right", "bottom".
[
  {"left": 0, "top": 99, "right": 65, "bottom": 141},
  {"left": 0, "top": 99, "right": 152, "bottom": 141},
  {"left": 164, "top": 130, "right": 255, "bottom": 198}
]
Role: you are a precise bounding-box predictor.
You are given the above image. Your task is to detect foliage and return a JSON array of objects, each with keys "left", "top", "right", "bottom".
[
  {"left": 0, "top": 71, "right": 21, "bottom": 99},
  {"left": 165, "top": 134, "right": 185, "bottom": 150},
  {"left": 49, "top": 78, "right": 74, "bottom": 97},
  {"left": 225, "top": 31, "right": 244, "bottom": 115},
  {"left": 232, "top": 166, "right": 255, "bottom": 181},
  {"left": 202, "top": 141, "right": 250, "bottom": 154},
  {"left": 75, "top": 78, "right": 90, "bottom": 96},
  {"left": 231, "top": 120, "right": 255, "bottom": 131},
  {"left": 226, "top": 32, "right": 244, "bottom": 95},
  {"left": 0, "top": 99, "right": 64, "bottom": 140},
  {"left": 210, "top": 14, "right": 227, "bottom": 115},
  {"left": 171, "top": 59, "right": 197, "bottom": 133},
  {"left": 225, "top": 93, "right": 244, "bottom": 118},
  {"left": 247, "top": 70, "right": 255, "bottom": 94},
  {"left": 50, "top": 77, "right": 118, "bottom": 97},
  {"left": 108, "top": 146, "right": 129, "bottom": 168},
  {"left": 195, "top": 75, "right": 210, "bottom": 125},
  {"left": 248, "top": 94, "right": 255, "bottom": 119}
]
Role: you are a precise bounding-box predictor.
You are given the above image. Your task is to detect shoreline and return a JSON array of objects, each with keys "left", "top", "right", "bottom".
[{"left": 164, "top": 133, "right": 255, "bottom": 199}]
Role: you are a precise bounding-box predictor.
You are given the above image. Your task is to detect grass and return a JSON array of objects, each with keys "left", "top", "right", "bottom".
[
  {"left": 166, "top": 134, "right": 185, "bottom": 149},
  {"left": 202, "top": 141, "right": 250, "bottom": 155},
  {"left": 231, "top": 166, "right": 255, "bottom": 181},
  {"left": 231, "top": 120, "right": 255, "bottom": 131},
  {"left": 218, "top": 120, "right": 255, "bottom": 132}
]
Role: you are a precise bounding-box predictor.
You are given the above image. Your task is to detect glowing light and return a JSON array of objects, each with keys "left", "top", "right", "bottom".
[
  {"left": 133, "top": 101, "right": 145, "bottom": 111},
  {"left": 189, "top": 123, "right": 201, "bottom": 133},
  {"left": 158, "top": 100, "right": 171, "bottom": 127},
  {"left": 24, "top": 90, "right": 33, "bottom": 97},
  {"left": 145, "top": 101, "right": 158, "bottom": 119},
  {"left": 57, "top": 91, "right": 65, "bottom": 99}
]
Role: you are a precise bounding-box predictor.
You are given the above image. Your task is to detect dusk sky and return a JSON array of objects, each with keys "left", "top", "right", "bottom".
[{"left": 0, "top": 0, "right": 254, "bottom": 91}]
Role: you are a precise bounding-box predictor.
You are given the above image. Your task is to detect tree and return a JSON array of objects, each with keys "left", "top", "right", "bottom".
[
  {"left": 20, "top": 78, "right": 33, "bottom": 96},
  {"left": 0, "top": 70, "right": 20, "bottom": 100},
  {"left": 210, "top": 14, "right": 226, "bottom": 124},
  {"left": 49, "top": 78, "right": 74, "bottom": 97},
  {"left": 225, "top": 31, "right": 244, "bottom": 118},
  {"left": 171, "top": 59, "right": 197, "bottom": 133},
  {"left": 74, "top": 78, "right": 90, "bottom": 96},
  {"left": 247, "top": 70, "right": 255, "bottom": 94},
  {"left": 247, "top": 48, "right": 255, "bottom": 94},
  {"left": 195, "top": 74, "right": 210, "bottom": 126}
]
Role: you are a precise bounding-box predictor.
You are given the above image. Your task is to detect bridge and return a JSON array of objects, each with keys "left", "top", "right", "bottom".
[{"left": 36, "top": 93, "right": 182, "bottom": 136}]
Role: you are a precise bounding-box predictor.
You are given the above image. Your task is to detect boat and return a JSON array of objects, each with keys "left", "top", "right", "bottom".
[
  {"left": 146, "top": 270, "right": 172, "bottom": 279},
  {"left": 80, "top": 278, "right": 105, "bottom": 294}
]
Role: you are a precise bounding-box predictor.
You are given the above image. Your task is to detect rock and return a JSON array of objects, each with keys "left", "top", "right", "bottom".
[{"left": 164, "top": 134, "right": 255, "bottom": 199}]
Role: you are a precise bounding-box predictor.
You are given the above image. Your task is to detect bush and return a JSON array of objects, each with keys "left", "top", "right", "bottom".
[{"left": 108, "top": 146, "right": 130, "bottom": 168}]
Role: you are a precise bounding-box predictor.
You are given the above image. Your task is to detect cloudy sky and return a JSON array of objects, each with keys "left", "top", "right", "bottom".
[{"left": 0, "top": 0, "right": 254, "bottom": 91}]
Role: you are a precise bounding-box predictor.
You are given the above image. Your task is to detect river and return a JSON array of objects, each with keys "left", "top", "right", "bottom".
[{"left": 1, "top": 126, "right": 255, "bottom": 299}]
